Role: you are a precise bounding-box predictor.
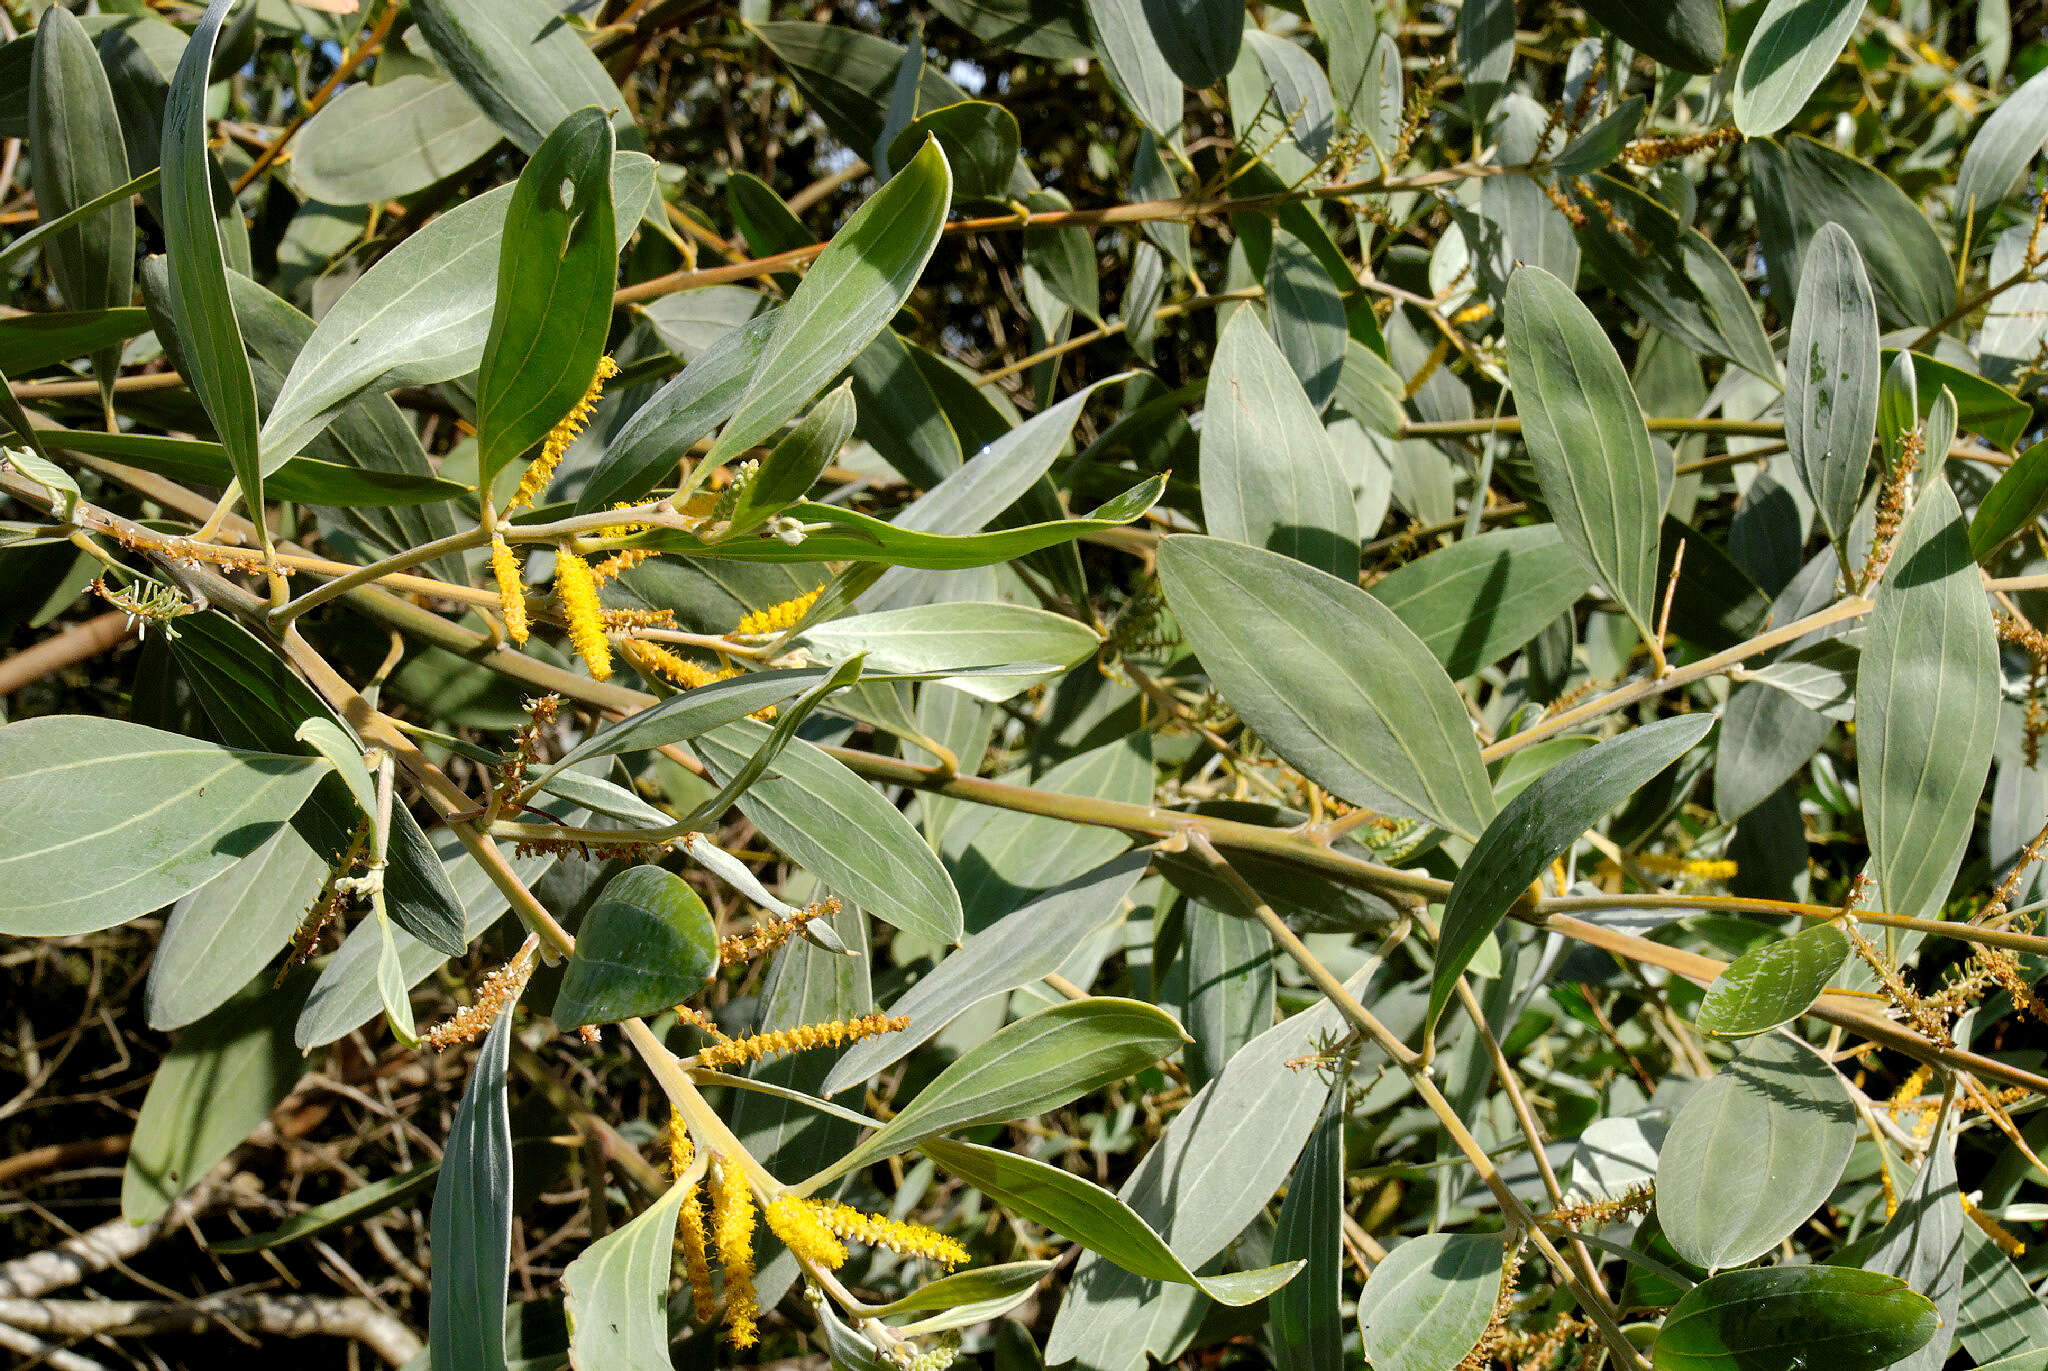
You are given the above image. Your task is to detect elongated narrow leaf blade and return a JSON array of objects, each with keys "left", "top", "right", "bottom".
[
  {"left": 1733, "top": 0, "right": 1864, "bottom": 136},
  {"left": 429, "top": 1012, "right": 518, "bottom": 1371},
  {"left": 1786, "top": 222, "right": 1879, "bottom": 550}
]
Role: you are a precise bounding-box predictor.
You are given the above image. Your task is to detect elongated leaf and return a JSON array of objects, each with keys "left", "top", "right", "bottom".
[
  {"left": 1733, "top": 0, "right": 1864, "bottom": 136},
  {"left": 1695, "top": 922, "right": 1851, "bottom": 1037},
  {"left": 1867, "top": 1113, "right": 1964, "bottom": 1371},
  {"left": 533, "top": 669, "right": 829, "bottom": 793},
  {"left": 161, "top": 0, "right": 261, "bottom": 504},
  {"left": 562, "top": 1182, "right": 689, "bottom": 1371},
  {"left": 1579, "top": 0, "right": 1724, "bottom": 73},
  {"left": 887, "top": 101, "right": 1021, "bottom": 204},
  {"left": 816, "top": 998, "right": 1187, "bottom": 1182},
  {"left": 1888, "top": 349, "right": 2031, "bottom": 452},
  {"left": 429, "top": 1012, "right": 517, "bottom": 1371},
  {"left": 0, "top": 716, "right": 326, "bottom": 936},
  {"left": 475, "top": 108, "right": 615, "bottom": 485},
  {"left": 1264, "top": 229, "right": 1346, "bottom": 411},
  {"left": 145, "top": 825, "right": 329, "bottom": 1031},
  {"left": 710, "top": 140, "right": 950, "bottom": 462},
  {"left": 1960, "top": 1226, "right": 2048, "bottom": 1366},
  {"left": 1359, "top": 1233, "right": 1504, "bottom": 1371},
  {"left": 259, "top": 154, "right": 653, "bottom": 465},
  {"left": 1970, "top": 437, "right": 2048, "bottom": 560},
  {"left": 1085, "top": 0, "right": 1181, "bottom": 135},
  {"left": 1269, "top": 1092, "right": 1343, "bottom": 1370},
  {"left": 1857, "top": 480, "right": 1999, "bottom": 923},
  {"left": 210, "top": 1153, "right": 445, "bottom": 1254},
  {"left": 0, "top": 307, "right": 151, "bottom": 376},
  {"left": 1158, "top": 534, "right": 1495, "bottom": 838},
  {"left": 1172, "top": 896, "right": 1274, "bottom": 1088},
  {"left": 410, "top": 0, "right": 629, "bottom": 154},
  {"left": 750, "top": 22, "right": 974, "bottom": 156},
  {"left": 1199, "top": 308, "right": 1358, "bottom": 578},
  {"left": 1368, "top": 525, "right": 1586, "bottom": 678},
  {"left": 630, "top": 473, "right": 1162, "bottom": 568},
  {"left": 793, "top": 602, "right": 1099, "bottom": 702},
  {"left": 923, "top": 1139, "right": 1298, "bottom": 1305},
  {"left": 122, "top": 971, "right": 313, "bottom": 1223},
  {"left": 292, "top": 74, "right": 502, "bottom": 205},
  {"left": 1786, "top": 222, "right": 1879, "bottom": 551},
  {"left": 723, "top": 382, "right": 855, "bottom": 535},
  {"left": 1655, "top": 1267, "right": 1938, "bottom": 1371},
  {"left": 28, "top": 4, "right": 134, "bottom": 395},
  {"left": 552, "top": 866, "right": 717, "bottom": 1028},
  {"left": 1655, "top": 1031, "right": 1858, "bottom": 1268},
  {"left": 1138, "top": 0, "right": 1238, "bottom": 87},
  {"left": 825, "top": 853, "right": 1149, "bottom": 1094},
  {"left": 1505, "top": 264, "right": 1662, "bottom": 640},
  {"left": 576, "top": 308, "right": 781, "bottom": 511},
  {"left": 1430, "top": 714, "right": 1715, "bottom": 1036},
  {"left": 692, "top": 723, "right": 963, "bottom": 942},
  {"left": 1957, "top": 64, "right": 2048, "bottom": 219},
  {"left": 1745, "top": 637, "right": 1859, "bottom": 720},
  {"left": 1777, "top": 137, "right": 1957, "bottom": 331},
  {"left": 35, "top": 426, "right": 469, "bottom": 507},
  {"left": 1246, "top": 29, "right": 1338, "bottom": 162},
  {"left": 867, "top": 1261, "right": 1056, "bottom": 1329}
]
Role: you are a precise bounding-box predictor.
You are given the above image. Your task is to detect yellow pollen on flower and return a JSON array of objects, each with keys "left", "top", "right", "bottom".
[
  {"left": 808, "top": 1201, "right": 971, "bottom": 1267},
  {"left": 1963, "top": 1195, "right": 2027, "bottom": 1257},
  {"left": 735, "top": 584, "right": 824, "bottom": 637},
  {"left": 694, "top": 1013, "right": 910, "bottom": 1071},
  {"left": 765, "top": 1196, "right": 848, "bottom": 1270},
  {"left": 507, "top": 356, "right": 617, "bottom": 513},
  {"left": 419, "top": 944, "right": 535, "bottom": 1050},
  {"left": 553, "top": 550, "right": 611, "bottom": 681},
  {"left": 490, "top": 534, "right": 529, "bottom": 644},
  {"left": 1888, "top": 1064, "right": 1933, "bottom": 1122},
  {"left": 1637, "top": 852, "right": 1739, "bottom": 881},
  {"left": 709, "top": 1153, "right": 758, "bottom": 1348}
]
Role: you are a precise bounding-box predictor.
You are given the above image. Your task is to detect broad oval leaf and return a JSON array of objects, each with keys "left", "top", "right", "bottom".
[
  {"left": 1084, "top": 0, "right": 1182, "bottom": 135},
  {"left": 1199, "top": 308, "right": 1359, "bottom": 578},
  {"left": 1655, "top": 1266, "right": 1938, "bottom": 1371},
  {"left": 1655, "top": 1031, "right": 1858, "bottom": 1269},
  {"left": 161, "top": 0, "right": 262, "bottom": 503},
  {"left": 1957, "top": 64, "right": 2048, "bottom": 220},
  {"left": 428, "top": 1011, "right": 518, "bottom": 1371},
  {"left": 1695, "top": 921, "right": 1851, "bottom": 1038},
  {"left": 815, "top": 997, "right": 1188, "bottom": 1183},
  {"left": 562, "top": 1181, "right": 689, "bottom": 1371},
  {"left": 1429, "top": 714, "right": 1715, "bottom": 1036},
  {"left": 0, "top": 716, "right": 326, "bottom": 937},
  {"left": 410, "top": 0, "right": 630, "bottom": 154},
  {"left": 1779, "top": 137, "right": 1957, "bottom": 332},
  {"left": 792, "top": 602, "right": 1100, "bottom": 702},
  {"left": 709, "top": 139, "right": 951, "bottom": 462},
  {"left": 1264, "top": 228, "right": 1346, "bottom": 411},
  {"left": 475, "top": 107, "right": 616, "bottom": 486},
  {"left": 922, "top": 1138, "right": 1299, "bottom": 1305},
  {"left": 1785, "top": 222, "right": 1878, "bottom": 552},
  {"left": 552, "top": 865, "right": 717, "bottom": 1029},
  {"left": 1505, "top": 265, "right": 1662, "bottom": 640},
  {"left": 1158, "top": 534, "right": 1495, "bottom": 838},
  {"left": 887, "top": 100, "right": 1020, "bottom": 203},
  {"left": 1857, "top": 479, "right": 1999, "bottom": 923},
  {"left": 692, "top": 721, "right": 964, "bottom": 943},
  {"left": 1359, "top": 1232, "right": 1505, "bottom": 1371},
  {"left": 145, "top": 825, "right": 329, "bottom": 1031},
  {"left": 1579, "top": 0, "right": 1724, "bottom": 74},
  {"left": 1969, "top": 436, "right": 2048, "bottom": 561},
  {"left": 1733, "top": 0, "right": 1864, "bottom": 137},
  {"left": 292, "top": 74, "right": 502, "bottom": 205},
  {"left": 1368, "top": 525, "right": 1587, "bottom": 679}
]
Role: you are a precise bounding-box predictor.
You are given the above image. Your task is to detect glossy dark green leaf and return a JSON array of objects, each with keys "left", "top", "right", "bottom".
[
  {"left": 887, "top": 101, "right": 1020, "bottom": 203},
  {"left": 923, "top": 1138, "right": 1299, "bottom": 1304},
  {"left": 1958, "top": 64, "right": 2048, "bottom": 219},
  {"left": 1970, "top": 437, "right": 2048, "bottom": 560},
  {"left": 1199, "top": 309, "right": 1358, "bottom": 577},
  {"left": 1368, "top": 525, "right": 1587, "bottom": 678},
  {"left": 0, "top": 716, "right": 326, "bottom": 937},
  {"left": 1158, "top": 534, "right": 1496, "bottom": 838},
  {"left": 474, "top": 108, "right": 616, "bottom": 487},
  {"left": 1429, "top": 714, "right": 1715, "bottom": 1036},
  {"left": 122, "top": 971, "right": 313, "bottom": 1223},
  {"left": 552, "top": 866, "right": 717, "bottom": 1028},
  {"left": 1268, "top": 1092, "right": 1343, "bottom": 1371},
  {"left": 750, "top": 21, "right": 973, "bottom": 154},
  {"left": 819, "top": 999, "right": 1187, "bottom": 1185},
  {"left": 1579, "top": 0, "right": 1725, "bottom": 73},
  {"left": 1857, "top": 480, "right": 1999, "bottom": 922},
  {"left": 292, "top": 74, "right": 502, "bottom": 205},
  {"left": 1655, "top": 1267, "right": 1938, "bottom": 1371},
  {"left": 0, "top": 307, "right": 150, "bottom": 376},
  {"left": 1085, "top": 0, "right": 1182, "bottom": 135},
  {"left": 929, "top": 0, "right": 1093, "bottom": 59},
  {"left": 722, "top": 382, "right": 855, "bottom": 535},
  {"left": 1785, "top": 222, "right": 1878, "bottom": 551},
  {"left": 710, "top": 140, "right": 950, "bottom": 462},
  {"left": 410, "top": 0, "right": 629, "bottom": 154},
  {"left": 1778, "top": 137, "right": 1957, "bottom": 331},
  {"left": 1695, "top": 922, "right": 1851, "bottom": 1037},
  {"left": 1733, "top": 0, "right": 1864, "bottom": 136},
  {"left": 35, "top": 426, "right": 469, "bottom": 507},
  {"left": 1887, "top": 350, "right": 2031, "bottom": 451},
  {"left": 1655, "top": 1032, "right": 1858, "bottom": 1268},
  {"left": 429, "top": 1012, "right": 517, "bottom": 1371},
  {"left": 1264, "top": 229, "right": 1346, "bottom": 411},
  {"left": 28, "top": 4, "right": 134, "bottom": 395},
  {"left": 1505, "top": 265, "right": 1662, "bottom": 641},
  {"left": 160, "top": 0, "right": 262, "bottom": 506},
  {"left": 1359, "top": 1233, "right": 1504, "bottom": 1371}
]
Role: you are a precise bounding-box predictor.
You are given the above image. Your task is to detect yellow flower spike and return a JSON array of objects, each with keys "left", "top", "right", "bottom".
[
  {"left": 709, "top": 1153, "right": 758, "bottom": 1348},
  {"left": 735, "top": 583, "right": 824, "bottom": 637},
  {"left": 508, "top": 356, "right": 617, "bottom": 513},
  {"left": 694, "top": 1013, "right": 911, "bottom": 1071},
  {"left": 553, "top": 550, "right": 611, "bottom": 681},
  {"left": 489, "top": 534, "right": 529, "bottom": 644},
  {"left": 1637, "top": 853, "right": 1739, "bottom": 882},
  {"left": 1887, "top": 1064, "right": 1933, "bottom": 1122},
  {"left": 618, "top": 638, "right": 741, "bottom": 691},
  {"left": 809, "top": 1200, "right": 971, "bottom": 1267},
  {"left": 766, "top": 1196, "right": 848, "bottom": 1270},
  {"left": 591, "top": 548, "right": 655, "bottom": 584},
  {"left": 1963, "top": 1194, "right": 2027, "bottom": 1257},
  {"left": 677, "top": 1187, "right": 717, "bottom": 1324}
]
